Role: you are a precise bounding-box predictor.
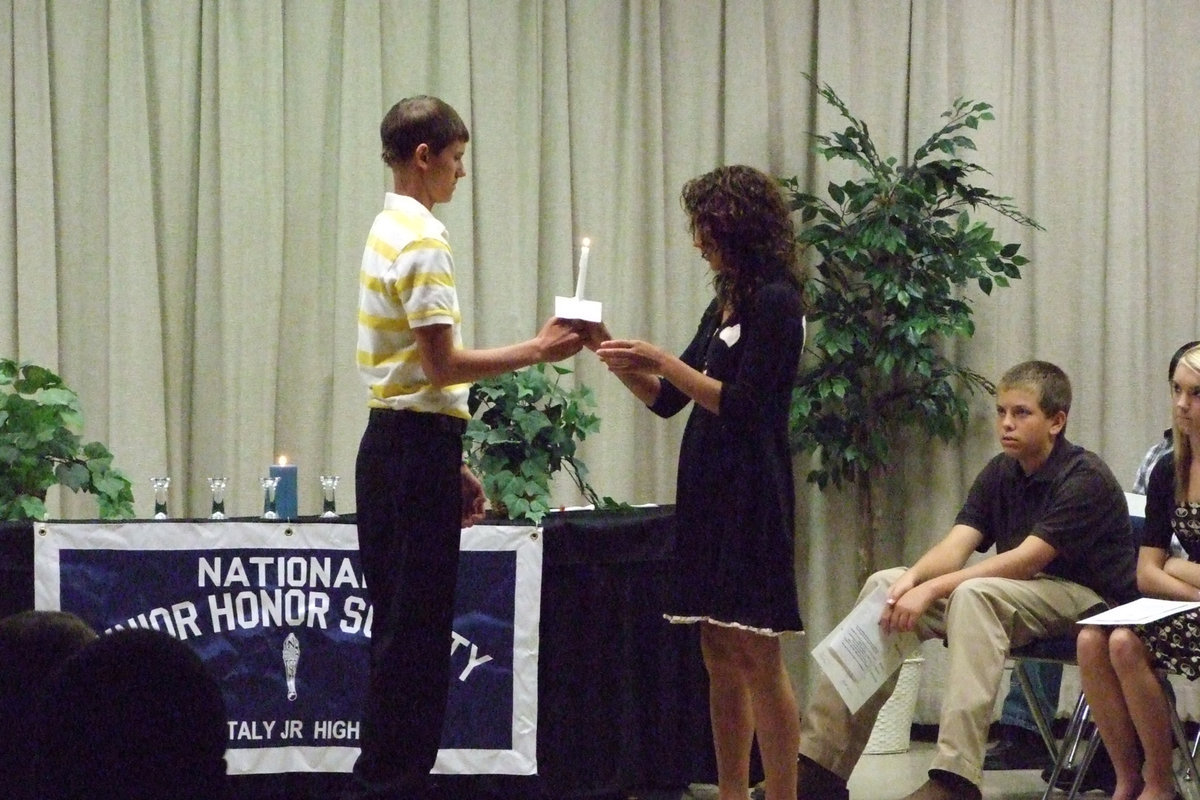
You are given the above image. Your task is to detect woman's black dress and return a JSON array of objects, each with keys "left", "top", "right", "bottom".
[{"left": 649, "top": 279, "right": 805, "bottom": 635}]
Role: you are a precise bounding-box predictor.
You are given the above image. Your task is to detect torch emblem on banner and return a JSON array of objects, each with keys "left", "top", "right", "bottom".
[{"left": 282, "top": 633, "right": 300, "bottom": 701}]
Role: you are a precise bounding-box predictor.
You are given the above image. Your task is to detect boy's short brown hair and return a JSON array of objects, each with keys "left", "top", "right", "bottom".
[
  {"left": 997, "top": 360, "right": 1072, "bottom": 418},
  {"left": 380, "top": 95, "right": 469, "bottom": 168}
]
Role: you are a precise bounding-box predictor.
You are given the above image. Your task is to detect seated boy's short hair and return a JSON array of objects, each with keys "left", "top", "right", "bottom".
[
  {"left": 998, "top": 360, "right": 1072, "bottom": 417},
  {"left": 380, "top": 95, "right": 469, "bottom": 167}
]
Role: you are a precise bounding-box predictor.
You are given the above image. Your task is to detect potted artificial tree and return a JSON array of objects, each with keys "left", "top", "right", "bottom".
[
  {"left": 784, "top": 79, "right": 1041, "bottom": 584},
  {"left": 782, "top": 81, "right": 1042, "bottom": 753},
  {"left": 462, "top": 363, "right": 608, "bottom": 525},
  {"left": 0, "top": 359, "right": 135, "bottom": 520}
]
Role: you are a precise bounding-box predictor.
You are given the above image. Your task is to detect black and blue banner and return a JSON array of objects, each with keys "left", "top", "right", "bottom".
[{"left": 33, "top": 521, "right": 541, "bottom": 776}]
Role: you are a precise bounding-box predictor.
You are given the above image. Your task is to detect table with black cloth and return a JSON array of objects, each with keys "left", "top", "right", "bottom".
[{"left": 0, "top": 506, "right": 762, "bottom": 799}]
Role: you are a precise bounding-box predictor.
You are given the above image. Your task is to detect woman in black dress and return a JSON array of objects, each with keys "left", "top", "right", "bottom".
[
  {"left": 1078, "top": 343, "right": 1200, "bottom": 800},
  {"left": 591, "top": 165, "right": 806, "bottom": 800}
]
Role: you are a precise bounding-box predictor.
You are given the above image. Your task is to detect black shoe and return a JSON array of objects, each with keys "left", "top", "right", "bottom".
[
  {"left": 797, "top": 753, "right": 849, "bottom": 800},
  {"left": 983, "top": 725, "right": 1051, "bottom": 770},
  {"left": 1040, "top": 743, "right": 1116, "bottom": 794}
]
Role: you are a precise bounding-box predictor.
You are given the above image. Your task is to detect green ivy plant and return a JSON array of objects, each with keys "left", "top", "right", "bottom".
[
  {"left": 0, "top": 359, "right": 135, "bottom": 520},
  {"left": 463, "top": 363, "right": 608, "bottom": 525},
  {"left": 782, "top": 79, "right": 1042, "bottom": 581}
]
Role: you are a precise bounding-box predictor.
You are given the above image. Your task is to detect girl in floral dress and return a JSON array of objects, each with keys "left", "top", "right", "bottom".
[{"left": 1079, "top": 343, "right": 1200, "bottom": 800}]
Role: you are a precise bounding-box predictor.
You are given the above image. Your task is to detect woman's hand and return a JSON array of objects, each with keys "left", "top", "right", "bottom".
[
  {"left": 577, "top": 322, "right": 613, "bottom": 352},
  {"left": 1163, "top": 556, "right": 1200, "bottom": 596},
  {"left": 595, "top": 339, "right": 666, "bottom": 375}
]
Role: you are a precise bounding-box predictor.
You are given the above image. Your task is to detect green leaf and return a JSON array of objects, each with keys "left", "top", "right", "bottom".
[
  {"left": 17, "top": 495, "right": 47, "bottom": 520},
  {"left": 55, "top": 461, "right": 91, "bottom": 491},
  {"left": 92, "top": 471, "right": 129, "bottom": 499},
  {"left": 38, "top": 387, "right": 80, "bottom": 409},
  {"left": 14, "top": 364, "right": 62, "bottom": 393}
]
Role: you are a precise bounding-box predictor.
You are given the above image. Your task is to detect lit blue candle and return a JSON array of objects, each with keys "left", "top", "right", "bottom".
[{"left": 270, "top": 457, "right": 298, "bottom": 519}]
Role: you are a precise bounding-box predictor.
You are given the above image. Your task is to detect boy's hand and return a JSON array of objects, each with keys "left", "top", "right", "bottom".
[
  {"left": 460, "top": 465, "right": 486, "bottom": 527},
  {"left": 535, "top": 317, "right": 584, "bottom": 362}
]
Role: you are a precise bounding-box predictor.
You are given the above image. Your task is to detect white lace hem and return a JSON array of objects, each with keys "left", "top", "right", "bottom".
[{"left": 663, "top": 614, "right": 805, "bottom": 638}]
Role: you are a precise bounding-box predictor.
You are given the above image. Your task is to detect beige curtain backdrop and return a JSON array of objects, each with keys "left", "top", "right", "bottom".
[{"left": 5, "top": 0, "right": 1200, "bottom": 706}]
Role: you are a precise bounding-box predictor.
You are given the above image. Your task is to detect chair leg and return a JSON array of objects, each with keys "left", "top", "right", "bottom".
[
  {"left": 1063, "top": 724, "right": 1102, "bottom": 800},
  {"left": 1189, "top": 721, "right": 1200, "bottom": 782},
  {"left": 1015, "top": 660, "right": 1059, "bottom": 762},
  {"left": 1158, "top": 674, "right": 1200, "bottom": 800},
  {"left": 1035, "top": 685, "right": 1091, "bottom": 800}
]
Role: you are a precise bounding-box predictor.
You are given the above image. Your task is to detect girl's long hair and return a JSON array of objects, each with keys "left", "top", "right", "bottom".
[{"left": 681, "top": 165, "right": 803, "bottom": 317}]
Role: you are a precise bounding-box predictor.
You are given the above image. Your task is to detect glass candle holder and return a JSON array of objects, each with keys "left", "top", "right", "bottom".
[
  {"left": 319, "top": 475, "right": 340, "bottom": 518},
  {"left": 208, "top": 477, "right": 228, "bottom": 519},
  {"left": 260, "top": 476, "right": 281, "bottom": 520},
  {"left": 150, "top": 477, "right": 171, "bottom": 520}
]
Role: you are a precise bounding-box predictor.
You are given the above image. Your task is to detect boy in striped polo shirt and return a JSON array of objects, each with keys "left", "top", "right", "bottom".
[{"left": 349, "top": 95, "right": 582, "bottom": 800}]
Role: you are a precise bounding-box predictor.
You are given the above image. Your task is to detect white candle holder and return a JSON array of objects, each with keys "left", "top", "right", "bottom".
[
  {"left": 554, "top": 295, "right": 603, "bottom": 322},
  {"left": 150, "top": 477, "right": 170, "bottom": 520},
  {"left": 319, "top": 475, "right": 340, "bottom": 518},
  {"left": 260, "top": 476, "right": 281, "bottom": 520},
  {"left": 208, "top": 477, "right": 228, "bottom": 519}
]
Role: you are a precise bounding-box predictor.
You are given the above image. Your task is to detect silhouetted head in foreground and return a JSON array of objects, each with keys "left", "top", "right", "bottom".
[
  {"left": 36, "top": 627, "right": 229, "bottom": 800},
  {"left": 0, "top": 610, "right": 97, "bottom": 800}
]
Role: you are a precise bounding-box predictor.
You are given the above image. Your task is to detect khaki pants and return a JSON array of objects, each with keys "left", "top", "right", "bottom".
[{"left": 799, "top": 566, "right": 1104, "bottom": 788}]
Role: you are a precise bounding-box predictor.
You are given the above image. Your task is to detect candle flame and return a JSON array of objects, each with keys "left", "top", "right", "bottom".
[
  {"left": 582, "top": 237, "right": 590, "bottom": 248},
  {"left": 277, "top": 455, "right": 288, "bottom": 466}
]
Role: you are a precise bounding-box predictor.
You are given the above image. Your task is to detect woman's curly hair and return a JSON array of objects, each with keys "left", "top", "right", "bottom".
[{"left": 681, "top": 165, "right": 803, "bottom": 316}]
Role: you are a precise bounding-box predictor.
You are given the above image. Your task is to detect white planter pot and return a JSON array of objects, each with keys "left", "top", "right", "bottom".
[{"left": 864, "top": 656, "right": 925, "bottom": 754}]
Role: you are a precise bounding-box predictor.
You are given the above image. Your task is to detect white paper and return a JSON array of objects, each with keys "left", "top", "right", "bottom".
[
  {"left": 811, "top": 585, "right": 919, "bottom": 713},
  {"left": 1077, "top": 597, "right": 1200, "bottom": 626},
  {"left": 1125, "top": 491, "right": 1146, "bottom": 518}
]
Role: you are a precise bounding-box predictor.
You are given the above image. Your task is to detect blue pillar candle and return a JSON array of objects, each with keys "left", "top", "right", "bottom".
[{"left": 270, "top": 458, "right": 298, "bottom": 518}]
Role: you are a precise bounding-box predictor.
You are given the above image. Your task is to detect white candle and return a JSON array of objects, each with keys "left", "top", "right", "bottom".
[{"left": 574, "top": 238, "right": 591, "bottom": 299}]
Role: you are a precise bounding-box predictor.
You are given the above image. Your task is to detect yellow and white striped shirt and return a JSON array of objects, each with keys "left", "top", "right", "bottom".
[{"left": 356, "top": 193, "right": 470, "bottom": 418}]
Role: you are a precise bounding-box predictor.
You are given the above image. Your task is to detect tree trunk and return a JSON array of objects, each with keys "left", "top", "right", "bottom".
[
  {"left": 854, "top": 472, "right": 888, "bottom": 586},
  {"left": 855, "top": 476, "right": 873, "bottom": 586}
]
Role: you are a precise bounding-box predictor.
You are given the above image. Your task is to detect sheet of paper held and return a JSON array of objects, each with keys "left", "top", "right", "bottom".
[
  {"left": 1077, "top": 596, "right": 1200, "bottom": 626},
  {"left": 811, "top": 585, "right": 920, "bottom": 713}
]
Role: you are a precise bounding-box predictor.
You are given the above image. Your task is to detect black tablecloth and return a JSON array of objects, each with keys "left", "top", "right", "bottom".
[
  {"left": 0, "top": 519, "right": 32, "bottom": 619},
  {"left": 0, "top": 508, "right": 752, "bottom": 799}
]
